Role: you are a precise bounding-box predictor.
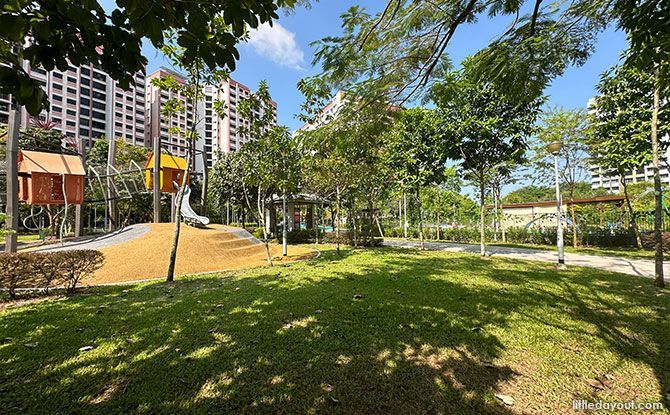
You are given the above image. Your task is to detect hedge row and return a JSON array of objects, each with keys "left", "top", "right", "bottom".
[
  {"left": 0, "top": 250, "right": 104, "bottom": 299},
  {"left": 385, "top": 226, "right": 639, "bottom": 248}
]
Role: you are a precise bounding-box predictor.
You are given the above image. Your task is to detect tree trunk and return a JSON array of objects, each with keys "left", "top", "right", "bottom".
[
  {"left": 201, "top": 156, "right": 208, "bottom": 216},
  {"left": 417, "top": 186, "right": 424, "bottom": 250},
  {"left": 315, "top": 204, "right": 320, "bottom": 244},
  {"left": 436, "top": 211, "right": 441, "bottom": 240},
  {"left": 479, "top": 180, "right": 487, "bottom": 256},
  {"left": 499, "top": 190, "right": 507, "bottom": 243},
  {"left": 351, "top": 197, "right": 358, "bottom": 248},
  {"left": 258, "top": 187, "right": 273, "bottom": 266},
  {"left": 651, "top": 68, "right": 665, "bottom": 288},
  {"left": 282, "top": 189, "right": 288, "bottom": 256},
  {"left": 403, "top": 191, "right": 408, "bottom": 239},
  {"left": 335, "top": 186, "right": 341, "bottom": 254},
  {"left": 570, "top": 200, "right": 578, "bottom": 248},
  {"left": 492, "top": 185, "right": 498, "bottom": 242},
  {"left": 620, "top": 177, "right": 642, "bottom": 249},
  {"left": 166, "top": 150, "right": 192, "bottom": 282}
]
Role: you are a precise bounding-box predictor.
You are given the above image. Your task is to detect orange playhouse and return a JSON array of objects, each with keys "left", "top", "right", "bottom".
[
  {"left": 145, "top": 152, "right": 188, "bottom": 193},
  {"left": 18, "top": 150, "right": 86, "bottom": 205}
]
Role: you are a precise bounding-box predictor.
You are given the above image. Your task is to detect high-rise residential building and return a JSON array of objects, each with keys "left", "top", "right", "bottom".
[
  {"left": 0, "top": 60, "right": 146, "bottom": 149},
  {"left": 587, "top": 97, "right": 670, "bottom": 192},
  {"left": 146, "top": 68, "right": 195, "bottom": 159},
  {"left": 202, "top": 78, "right": 277, "bottom": 168},
  {"left": 297, "top": 90, "right": 346, "bottom": 132},
  {"left": 147, "top": 70, "right": 278, "bottom": 171}
]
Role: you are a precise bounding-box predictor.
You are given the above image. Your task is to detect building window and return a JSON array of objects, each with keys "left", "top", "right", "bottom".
[{"left": 81, "top": 97, "right": 90, "bottom": 106}]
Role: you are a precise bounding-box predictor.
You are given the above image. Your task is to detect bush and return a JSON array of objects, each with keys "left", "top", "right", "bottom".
[
  {"left": 285, "top": 229, "right": 316, "bottom": 244},
  {"left": 57, "top": 250, "right": 105, "bottom": 294},
  {"left": 321, "top": 230, "right": 383, "bottom": 247},
  {"left": 640, "top": 232, "right": 670, "bottom": 253},
  {"left": 251, "top": 227, "right": 265, "bottom": 240},
  {"left": 0, "top": 250, "right": 104, "bottom": 299}
]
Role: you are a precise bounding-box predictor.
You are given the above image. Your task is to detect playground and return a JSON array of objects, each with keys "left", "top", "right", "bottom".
[
  {"left": 30, "top": 223, "right": 316, "bottom": 285},
  {"left": 1, "top": 125, "right": 317, "bottom": 288}
]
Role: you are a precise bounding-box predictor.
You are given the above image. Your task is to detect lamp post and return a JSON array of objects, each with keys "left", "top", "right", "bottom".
[{"left": 547, "top": 141, "right": 566, "bottom": 268}]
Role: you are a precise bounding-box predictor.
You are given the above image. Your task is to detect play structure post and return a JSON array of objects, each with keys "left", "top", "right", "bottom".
[
  {"left": 75, "top": 138, "right": 87, "bottom": 237},
  {"left": 201, "top": 151, "right": 208, "bottom": 216},
  {"left": 153, "top": 135, "right": 161, "bottom": 223},
  {"left": 4, "top": 110, "right": 19, "bottom": 253},
  {"left": 106, "top": 138, "right": 117, "bottom": 231}
]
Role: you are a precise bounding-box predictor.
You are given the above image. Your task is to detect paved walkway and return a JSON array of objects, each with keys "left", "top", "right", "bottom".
[
  {"left": 383, "top": 239, "right": 670, "bottom": 281},
  {"left": 32, "top": 225, "right": 150, "bottom": 252}
]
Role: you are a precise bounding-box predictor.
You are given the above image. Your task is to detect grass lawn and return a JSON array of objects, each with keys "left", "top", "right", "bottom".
[{"left": 1, "top": 246, "right": 669, "bottom": 414}]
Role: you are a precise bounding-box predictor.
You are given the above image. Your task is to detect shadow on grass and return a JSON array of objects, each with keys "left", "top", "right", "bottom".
[{"left": 0, "top": 246, "right": 668, "bottom": 414}]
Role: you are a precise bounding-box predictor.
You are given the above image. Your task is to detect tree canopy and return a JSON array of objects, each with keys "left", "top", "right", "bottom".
[{"left": 0, "top": 0, "right": 299, "bottom": 114}]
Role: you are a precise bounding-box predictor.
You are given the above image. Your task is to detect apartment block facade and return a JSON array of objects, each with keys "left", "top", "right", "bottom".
[
  {"left": 145, "top": 69, "right": 195, "bottom": 159},
  {"left": 147, "top": 70, "right": 278, "bottom": 171},
  {"left": 0, "top": 61, "right": 146, "bottom": 149},
  {"left": 297, "top": 90, "right": 346, "bottom": 132},
  {"left": 588, "top": 97, "right": 670, "bottom": 192},
  {"left": 203, "top": 78, "right": 277, "bottom": 168},
  {"left": 590, "top": 155, "right": 670, "bottom": 192}
]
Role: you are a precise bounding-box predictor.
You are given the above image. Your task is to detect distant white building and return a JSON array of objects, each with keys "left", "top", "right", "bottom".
[
  {"left": 297, "top": 90, "right": 346, "bottom": 132},
  {"left": 587, "top": 97, "right": 670, "bottom": 192}
]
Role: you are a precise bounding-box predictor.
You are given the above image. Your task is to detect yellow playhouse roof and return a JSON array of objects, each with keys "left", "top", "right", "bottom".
[{"left": 145, "top": 152, "right": 187, "bottom": 170}]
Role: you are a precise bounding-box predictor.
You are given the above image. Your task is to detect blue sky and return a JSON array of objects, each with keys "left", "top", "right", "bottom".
[{"left": 131, "top": 1, "right": 628, "bottom": 133}]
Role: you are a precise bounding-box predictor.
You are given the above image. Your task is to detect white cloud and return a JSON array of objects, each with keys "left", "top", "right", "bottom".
[{"left": 247, "top": 22, "right": 305, "bottom": 70}]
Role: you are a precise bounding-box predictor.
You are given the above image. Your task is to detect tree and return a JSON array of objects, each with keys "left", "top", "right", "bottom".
[
  {"left": 236, "top": 81, "right": 288, "bottom": 265},
  {"left": 153, "top": 31, "right": 227, "bottom": 283},
  {"left": 433, "top": 69, "right": 542, "bottom": 256},
  {"left": 0, "top": 0, "right": 298, "bottom": 114},
  {"left": 385, "top": 108, "right": 447, "bottom": 249},
  {"left": 238, "top": 126, "right": 297, "bottom": 265},
  {"left": 307, "top": 1, "right": 612, "bottom": 106},
  {"left": 533, "top": 108, "right": 591, "bottom": 248},
  {"left": 208, "top": 150, "right": 245, "bottom": 225},
  {"left": 616, "top": 0, "right": 669, "bottom": 288},
  {"left": 589, "top": 65, "right": 669, "bottom": 249}
]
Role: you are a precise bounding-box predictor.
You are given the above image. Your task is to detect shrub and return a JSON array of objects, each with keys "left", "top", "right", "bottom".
[
  {"left": 640, "top": 232, "right": 670, "bottom": 252},
  {"left": 57, "top": 250, "right": 105, "bottom": 294},
  {"left": 0, "top": 254, "right": 32, "bottom": 300},
  {"left": 252, "top": 227, "right": 265, "bottom": 240},
  {"left": 321, "top": 230, "right": 383, "bottom": 247},
  {"left": 285, "top": 229, "right": 316, "bottom": 244},
  {"left": 0, "top": 250, "right": 104, "bottom": 299}
]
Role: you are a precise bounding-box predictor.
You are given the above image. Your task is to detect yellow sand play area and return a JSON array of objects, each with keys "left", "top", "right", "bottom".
[{"left": 34, "top": 223, "right": 316, "bottom": 285}]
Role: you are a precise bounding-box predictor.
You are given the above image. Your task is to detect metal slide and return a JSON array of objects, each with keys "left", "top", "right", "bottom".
[{"left": 176, "top": 185, "right": 210, "bottom": 226}]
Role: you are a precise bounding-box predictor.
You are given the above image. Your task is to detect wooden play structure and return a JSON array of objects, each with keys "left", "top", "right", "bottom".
[
  {"left": 18, "top": 150, "right": 86, "bottom": 205},
  {"left": 145, "top": 152, "right": 188, "bottom": 193}
]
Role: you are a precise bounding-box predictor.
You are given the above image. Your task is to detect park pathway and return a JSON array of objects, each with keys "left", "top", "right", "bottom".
[{"left": 383, "top": 239, "right": 670, "bottom": 281}]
